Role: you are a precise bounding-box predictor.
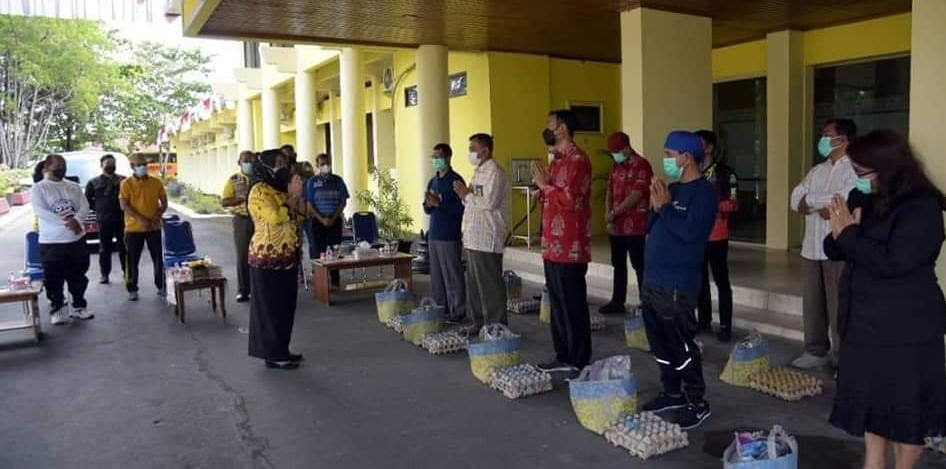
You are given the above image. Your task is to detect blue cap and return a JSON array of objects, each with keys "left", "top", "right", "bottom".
[{"left": 664, "top": 130, "right": 705, "bottom": 162}]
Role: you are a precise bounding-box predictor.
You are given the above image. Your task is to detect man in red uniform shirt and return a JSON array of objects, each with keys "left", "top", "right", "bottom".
[
  {"left": 532, "top": 110, "right": 592, "bottom": 374},
  {"left": 601, "top": 131, "right": 653, "bottom": 315}
]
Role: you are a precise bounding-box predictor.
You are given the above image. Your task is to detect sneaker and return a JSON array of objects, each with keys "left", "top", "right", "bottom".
[
  {"left": 717, "top": 327, "right": 732, "bottom": 343},
  {"left": 99, "top": 276, "right": 109, "bottom": 285},
  {"left": 444, "top": 315, "right": 464, "bottom": 325},
  {"left": 598, "top": 301, "right": 627, "bottom": 315},
  {"left": 128, "top": 292, "right": 139, "bottom": 301},
  {"left": 536, "top": 360, "right": 579, "bottom": 373},
  {"left": 672, "top": 402, "right": 712, "bottom": 430},
  {"left": 156, "top": 288, "right": 167, "bottom": 298},
  {"left": 265, "top": 360, "right": 300, "bottom": 370},
  {"left": 235, "top": 294, "right": 249, "bottom": 303},
  {"left": 69, "top": 308, "right": 94, "bottom": 320},
  {"left": 50, "top": 306, "right": 70, "bottom": 326},
  {"left": 791, "top": 352, "right": 830, "bottom": 369},
  {"left": 640, "top": 392, "right": 688, "bottom": 413}
]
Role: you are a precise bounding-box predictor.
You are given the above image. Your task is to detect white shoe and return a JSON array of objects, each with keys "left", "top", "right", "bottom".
[
  {"left": 50, "top": 308, "right": 70, "bottom": 326},
  {"left": 70, "top": 308, "right": 94, "bottom": 320},
  {"left": 791, "top": 352, "right": 830, "bottom": 369},
  {"left": 128, "top": 292, "right": 139, "bottom": 301}
]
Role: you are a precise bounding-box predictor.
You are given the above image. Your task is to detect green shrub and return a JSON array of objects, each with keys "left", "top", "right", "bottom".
[{"left": 168, "top": 181, "right": 225, "bottom": 215}]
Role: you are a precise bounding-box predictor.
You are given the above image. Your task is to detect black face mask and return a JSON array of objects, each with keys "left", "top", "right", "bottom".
[
  {"left": 51, "top": 168, "right": 66, "bottom": 180},
  {"left": 542, "top": 128, "right": 556, "bottom": 146},
  {"left": 271, "top": 167, "right": 291, "bottom": 192}
]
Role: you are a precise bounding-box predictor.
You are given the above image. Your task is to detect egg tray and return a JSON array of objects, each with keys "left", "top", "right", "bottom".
[
  {"left": 488, "top": 364, "right": 553, "bottom": 399},
  {"left": 421, "top": 331, "right": 469, "bottom": 355},
  {"left": 590, "top": 312, "right": 607, "bottom": 332},
  {"left": 925, "top": 436, "right": 946, "bottom": 454},
  {"left": 385, "top": 314, "right": 406, "bottom": 333},
  {"left": 507, "top": 298, "right": 541, "bottom": 315},
  {"left": 604, "top": 412, "right": 689, "bottom": 460},
  {"left": 747, "top": 367, "right": 824, "bottom": 401}
]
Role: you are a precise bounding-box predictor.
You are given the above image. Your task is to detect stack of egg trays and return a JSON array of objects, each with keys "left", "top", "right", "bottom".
[
  {"left": 421, "top": 331, "right": 469, "bottom": 355},
  {"left": 603, "top": 412, "right": 689, "bottom": 460},
  {"left": 507, "top": 297, "right": 541, "bottom": 315},
  {"left": 488, "top": 364, "right": 553, "bottom": 399},
  {"left": 747, "top": 367, "right": 824, "bottom": 401},
  {"left": 925, "top": 435, "right": 946, "bottom": 454},
  {"left": 385, "top": 313, "right": 407, "bottom": 333},
  {"left": 590, "top": 312, "right": 607, "bottom": 332}
]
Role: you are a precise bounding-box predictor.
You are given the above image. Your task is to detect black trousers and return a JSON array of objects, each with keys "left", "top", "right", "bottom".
[
  {"left": 248, "top": 266, "right": 298, "bottom": 361},
  {"left": 308, "top": 217, "right": 343, "bottom": 283},
  {"left": 697, "top": 240, "right": 733, "bottom": 330},
  {"left": 39, "top": 239, "right": 90, "bottom": 310},
  {"left": 544, "top": 260, "right": 591, "bottom": 368},
  {"left": 125, "top": 230, "right": 164, "bottom": 293},
  {"left": 232, "top": 215, "right": 254, "bottom": 296},
  {"left": 97, "top": 218, "right": 126, "bottom": 278},
  {"left": 609, "top": 235, "right": 645, "bottom": 304},
  {"left": 641, "top": 285, "right": 706, "bottom": 402}
]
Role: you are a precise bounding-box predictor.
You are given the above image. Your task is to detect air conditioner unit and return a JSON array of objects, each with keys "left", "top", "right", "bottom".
[
  {"left": 165, "top": 0, "right": 182, "bottom": 17},
  {"left": 381, "top": 67, "right": 395, "bottom": 94}
]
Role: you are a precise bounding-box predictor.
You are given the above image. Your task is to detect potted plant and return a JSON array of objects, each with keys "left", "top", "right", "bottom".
[{"left": 355, "top": 167, "right": 415, "bottom": 253}]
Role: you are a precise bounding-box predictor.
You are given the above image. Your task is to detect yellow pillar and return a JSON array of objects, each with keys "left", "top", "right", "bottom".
[
  {"left": 416, "top": 45, "right": 450, "bottom": 190},
  {"left": 911, "top": 0, "right": 946, "bottom": 279},
  {"left": 340, "top": 47, "right": 367, "bottom": 210},
  {"left": 237, "top": 92, "right": 254, "bottom": 152},
  {"left": 765, "top": 30, "right": 805, "bottom": 250},
  {"left": 261, "top": 67, "right": 281, "bottom": 149},
  {"left": 620, "top": 8, "right": 712, "bottom": 166},
  {"left": 295, "top": 67, "right": 317, "bottom": 163}
]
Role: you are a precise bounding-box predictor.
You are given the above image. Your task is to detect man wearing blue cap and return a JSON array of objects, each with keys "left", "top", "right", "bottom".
[{"left": 639, "top": 130, "right": 718, "bottom": 430}]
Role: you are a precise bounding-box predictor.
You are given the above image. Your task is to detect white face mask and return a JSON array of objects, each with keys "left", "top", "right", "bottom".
[
  {"left": 547, "top": 152, "right": 556, "bottom": 164},
  {"left": 133, "top": 165, "right": 148, "bottom": 177},
  {"left": 468, "top": 151, "right": 480, "bottom": 166},
  {"left": 319, "top": 165, "right": 331, "bottom": 175}
]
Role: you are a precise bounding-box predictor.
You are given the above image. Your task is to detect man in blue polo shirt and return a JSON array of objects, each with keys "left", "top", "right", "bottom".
[
  {"left": 304, "top": 153, "right": 349, "bottom": 284},
  {"left": 422, "top": 143, "right": 466, "bottom": 323}
]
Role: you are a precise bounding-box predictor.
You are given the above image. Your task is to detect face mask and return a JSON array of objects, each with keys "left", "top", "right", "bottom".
[
  {"left": 134, "top": 166, "right": 148, "bottom": 177},
  {"left": 542, "top": 128, "right": 557, "bottom": 146},
  {"left": 103, "top": 165, "right": 116, "bottom": 175},
  {"left": 818, "top": 136, "right": 837, "bottom": 158},
  {"left": 468, "top": 152, "right": 480, "bottom": 166},
  {"left": 662, "top": 157, "right": 683, "bottom": 180},
  {"left": 319, "top": 165, "right": 331, "bottom": 175},
  {"left": 241, "top": 162, "right": 253, "bottom": 175},
  {"left": 50, "top": 168, "right": 66, "bottom": 180},
  {"left": 547, "top": 152, "right": 556, "bottom": 164},
  {"left": 272, "top": 167, "right": 291, "bottom": 192},
  {"left": 854, "top": 177, "right": 874, "bottom": 195},
  {"left": 611, "top": 152, "right": 627, "bottom": 164},
  {"left": 432, "top": 158, "right": 446, "bottom": 172}
]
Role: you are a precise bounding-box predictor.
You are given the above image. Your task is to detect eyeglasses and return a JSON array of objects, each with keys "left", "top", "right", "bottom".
[{"left": 854, "top": 169, "right": 876, "bottom": 178}]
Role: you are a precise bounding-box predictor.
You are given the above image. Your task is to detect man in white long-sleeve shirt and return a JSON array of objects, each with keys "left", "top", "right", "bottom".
[
  {"left": 30, "top": 154, "right": 94, "bottom": 325},
  {"left": 454, "top": 133, "right": 510, "bottom": 332},
  {"left": 789, "top": 118, "right": 857, "bottom": 369}
]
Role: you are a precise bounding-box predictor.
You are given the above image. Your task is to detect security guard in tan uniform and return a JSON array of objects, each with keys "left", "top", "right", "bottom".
[{"left": 222, "top": 150, "right": 256, "bottom": 302}]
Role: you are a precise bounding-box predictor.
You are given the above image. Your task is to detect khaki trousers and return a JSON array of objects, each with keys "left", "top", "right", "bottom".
[{"left": 801, "top": 258, "right": 844, "bottom": 357}]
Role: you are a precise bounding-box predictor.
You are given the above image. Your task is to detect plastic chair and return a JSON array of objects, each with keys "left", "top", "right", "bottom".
[
  {"left": 24, "top": 232, "right": 44, "bottom": 281},
  {"left": 162, "top": 214, "right": 181, "bottom": 223},
  {"left": 163, "top": 221, "right": 201, "bottom": 267},
  {"left": 352, "top": 212, "right": 378, "bottom": 245}
]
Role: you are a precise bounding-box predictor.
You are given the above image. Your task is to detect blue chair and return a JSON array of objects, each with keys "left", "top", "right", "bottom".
[
  {"left": 352, "top": 212, "right": 379, "bottom": 245},
  {"left": 163, "top": 220, "right": 201, "bottom": 268},
  {"left": 24, "top": 232, "right": 43, "bottom": 281},
  {"left": 162, "top": 214, "right": 181, "bottom": 223}
]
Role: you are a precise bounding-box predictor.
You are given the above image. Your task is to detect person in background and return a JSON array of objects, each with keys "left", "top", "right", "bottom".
[
  {"left": 639, "top": 131, "right": 717, "bottom": 430},
  {"left": 221, "top": 150, "right": 256, "bottom": 302},
  {"left": 790, "top": 118, "right": 857, "bottom": 369},
  {"left": 280, "top": 144, "right": 297, "bottom": 166},
  {"left": 532, "top": 110, "right": 592, "bottom": 375},
  {"left": 824, "top": 130, "right": 946, "bottom": 469},
  {"left": 303, "top": 153, "right": 349, "bottom": 285},
  {"left": 85, "top": 154, "right": 127, "bottom": 285},
  {"left": 120, "top": 153, "right": 168, "bottom": 301},
  {"left": 423, "top": 143, "right": 466, "bottom": 323},
  {"left": 600, "top": 131, "right": 652, "bottom": 315},
  {"left": 31, "top": 154, "right": 94, "bottom": 325},
  {"left": 454, "top": 133, "right": 509, "bottom": 333},
  {"left": 247, "top": 150, "right": 314, "bottom": 369},
  {"left": 695, "top": 130, "right": 738, "bottom": 342}
]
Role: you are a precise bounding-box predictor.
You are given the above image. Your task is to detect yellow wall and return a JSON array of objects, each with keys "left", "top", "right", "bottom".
[
  {"left": 251, "top": 98, "right": 263, "bottom": 150},
  {"left": 713, "top": 40, "right": 767, "bottom": 81},
  {"left": 805, "top": 13, "right": 911, "bottom": 66}
]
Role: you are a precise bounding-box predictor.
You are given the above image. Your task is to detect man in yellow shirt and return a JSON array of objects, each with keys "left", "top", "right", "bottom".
[
  {"left": 120, "top": 153, "right": 168, "bottom": 301},
  {"left": 222, "top": 150, "right": 256, "bottom": 302}
]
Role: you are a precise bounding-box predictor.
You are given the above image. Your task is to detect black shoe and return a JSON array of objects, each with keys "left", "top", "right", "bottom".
[
  {"left": 598, "top": 301, "right": 627, "bottom": 315},
  {"left": 99, "top": 276, "right": 109, "bottom": 285},
  {"left": 288, "top": 352, "right": 304, "bottom": 362},
  {"left": 717, "top": 327, "right": 732, "bottom": 343},
  {"left": 696, "top": 322, "right": 712, "bottom": 333},
  {"left": 641, "top": 392, "right": 688, "bottom": 413},
  {"left": 265, "top": 360, "right": 300, "bottom": 370},
  {"left": 536, "top": 360, "right": 579, "bottom": 373},
  {"left": 671, "top": 402, "right": 712, "bottom": 430},
  {"left": 444, "top": 316, "right": 464, "bottom": 325},
  {"left": 236, "top": 294, "right": 249, "bottom": 303}
]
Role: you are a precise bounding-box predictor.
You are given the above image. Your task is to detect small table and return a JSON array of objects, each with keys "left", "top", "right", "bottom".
[
  {"left": 0, "top": 288, "right": 42, "bottom": 342},
  {"left": 511, "top": 185, "right": 541, "bottom": 249},
  {"left": 312, "top": 253, "right": 415, "bottom": 305},
  {"left": 171, "top": 277, "right": 227, "bottom": 324}
]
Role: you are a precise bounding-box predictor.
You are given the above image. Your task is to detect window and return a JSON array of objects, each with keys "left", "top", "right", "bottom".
[
  {"left": 243, "top": 41, "right": 260, "bottom": 68},
  {"left": 449, "top": 72, "right": 468, "bottom": 98},
  {"left": 366, "top": 113, "right": 375, "bottom": 168},
  {"left": 404, "top": 85, "right": 418, "bottom": 107},
  {"left": 569, "top": 104, "right": 602, "bottom": 133}
]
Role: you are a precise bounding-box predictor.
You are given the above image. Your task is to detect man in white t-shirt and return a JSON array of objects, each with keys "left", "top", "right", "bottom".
[{"left": 30, "top": 154, "right": 94, "bottom": 325}]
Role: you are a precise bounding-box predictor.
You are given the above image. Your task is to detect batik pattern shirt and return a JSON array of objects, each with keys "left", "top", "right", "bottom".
[
  {"left": 541, "top": 142, "right": 592, "bottom": 264},
  {"left": 248, "top": 182, "right": 303, "bottom": 270}
]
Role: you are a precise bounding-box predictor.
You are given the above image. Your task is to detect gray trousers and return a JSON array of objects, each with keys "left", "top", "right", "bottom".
[
  {"left": 429, "top": 240, "right": 465, "bottom": 319},
  {"left": 801, "top": 258, "right": 843, "bottom": 357},
  {"left": 465, "top": 249, "right": 507, "bottom": 328},
  {"left": 233, "top": 215, "right": 254, "bottom": 296}
]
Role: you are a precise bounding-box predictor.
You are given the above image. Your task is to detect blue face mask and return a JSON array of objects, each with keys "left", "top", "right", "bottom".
[
  {"left": 432, "top": 158, "right": 446, "bottom": 172},
  {"left": 133, "top": 165, "right": 148, "bottom": 177},
  {"left": 854, "top": 177, "right": 873, "bottom": 195},
  {"left": 818, "top": 136, "right": 837, "bottom": 158},
  {"left": 662, "top": 157, "right": 682, "bottom": 180},
  {"left": 611, "top": 152, "right": 627, "bottom": 164},
  {"left": 241, "top": 162, "right": 253, "bottom": 175}
]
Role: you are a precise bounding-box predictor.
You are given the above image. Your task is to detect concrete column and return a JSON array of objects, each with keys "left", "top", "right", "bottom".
[
  {"left": 911, "top": 0, "right": 946, "bottom": 279},
  {"left": 340, "top": 47, "right": 367, "bottom": 210},
  {"left": 295, "top": 68, "right": 317, "bottom": 163},
  {"left": 620, "top": 8, "right": 712, "bottom": 167},
  {"left": 237, "top": 95, "right": 254, "bottom": 151},
  {"left": 416, "top": 44, "right": 450, "bottom": 189},
  {"left": 327, "top": 91, "right": 343, "bottom": 174},
  {"left": 261, "top": 82, "right": 281, "bottom": 149},
  {"left": 370, "top": 74, "right": 381, "bottom": 168},
  {"left": 765, "top": 30, "right": 806, "bottom": 250}
]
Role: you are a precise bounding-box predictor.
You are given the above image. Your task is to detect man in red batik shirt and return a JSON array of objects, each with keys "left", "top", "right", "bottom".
[{"left": 532, "top": 109, "right": 592, "bottom": 375}]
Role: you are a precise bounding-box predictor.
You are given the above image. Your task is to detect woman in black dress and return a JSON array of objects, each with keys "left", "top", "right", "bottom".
[{"left": 825, "top": 129, "right": 946, "bottom": 469}]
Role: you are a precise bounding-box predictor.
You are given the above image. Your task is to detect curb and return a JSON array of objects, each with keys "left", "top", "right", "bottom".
[{"left": 167, "top": 201, "right": 232, "bottom": 220}]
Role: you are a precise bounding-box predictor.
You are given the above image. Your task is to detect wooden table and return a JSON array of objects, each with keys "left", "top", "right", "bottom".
[
  {"left": 0, "top": 288, "right": 42, "bottom": 342},
  {"left": 171, "top": 277, "right": 227, "bottom": 324},
  {"left": 312, "top": 253, "right": 415, "bottom": 305}
]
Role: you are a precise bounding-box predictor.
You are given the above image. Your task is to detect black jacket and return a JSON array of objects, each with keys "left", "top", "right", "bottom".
[
  {"left": 85, "top": 174, "right": 126, "bottom": 223},
  {"left": 824, "top": 189, "right": 946, "bottom": 346}
]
